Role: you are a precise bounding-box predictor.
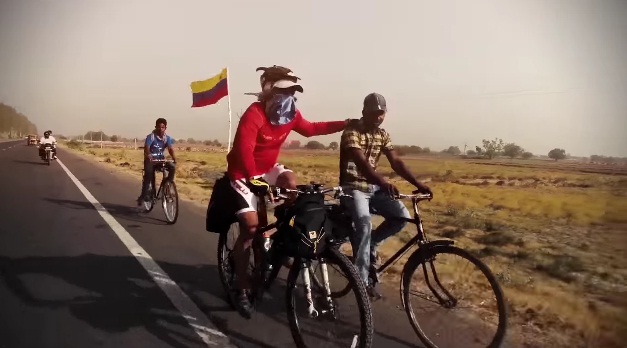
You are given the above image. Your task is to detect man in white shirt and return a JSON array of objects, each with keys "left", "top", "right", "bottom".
[{"left": 39, "top": 130, "right": 57, "bottom": 159}]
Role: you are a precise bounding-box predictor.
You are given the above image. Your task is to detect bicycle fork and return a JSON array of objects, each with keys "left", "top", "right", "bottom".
[{"left": 300, "top": 259, "right": 335, "bottom": 319}]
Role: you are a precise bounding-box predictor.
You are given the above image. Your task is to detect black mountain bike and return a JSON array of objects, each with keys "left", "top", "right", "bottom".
[
  {"left": 216, "top": 183, "right": 374, "bottom": 348},
  {"left": 314, "top": 188, "right": 508, "bottom": 348},
  {"left": 141, "top": 159, "right": 179, "bottom": 224}
]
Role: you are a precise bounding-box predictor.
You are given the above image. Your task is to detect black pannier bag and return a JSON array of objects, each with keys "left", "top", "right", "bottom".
[
  {"left": 206, "top": 173, "right": 237, "bottom": 234},
  {"left": 274, "top": 191, "right": 331, "bottom": 259}
]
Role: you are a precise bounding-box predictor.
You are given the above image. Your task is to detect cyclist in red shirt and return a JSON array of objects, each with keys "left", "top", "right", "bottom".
[{"left": 209, "top": 66, "right": 356, "bottom": 318}]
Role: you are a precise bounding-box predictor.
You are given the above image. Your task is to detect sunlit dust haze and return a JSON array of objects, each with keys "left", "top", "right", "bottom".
[{"left": 1, "top": 0, "right": 626, "bottom": 157}]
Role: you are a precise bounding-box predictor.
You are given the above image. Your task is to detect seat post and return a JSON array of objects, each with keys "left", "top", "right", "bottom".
[{"left": 257, "top": 195, "right": 269, "bottom": 228}]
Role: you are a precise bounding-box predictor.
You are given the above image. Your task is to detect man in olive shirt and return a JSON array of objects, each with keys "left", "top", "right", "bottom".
[{"left": 339, "top": 92, "right": 432, "bottom": 299}]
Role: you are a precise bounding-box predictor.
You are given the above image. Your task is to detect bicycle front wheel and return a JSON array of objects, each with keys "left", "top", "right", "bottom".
[
  {"left": 401, "top": 245, "right": 507, "bottom": 348},
  {"left": 142, "top": 181, "right": 155, "bottom": 213},
  {"left": 286, "top": 247, "right": 373, "bottom": 348},
  {"left": 162, "top": 180, "right": 179, "bottom": 224}
]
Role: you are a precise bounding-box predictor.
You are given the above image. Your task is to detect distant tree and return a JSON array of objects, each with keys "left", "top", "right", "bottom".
[
  {"left": 187, "top": 138, "right": 197, "bottom": 144},
  {"left": 475, "top": 146, "right": 483, "bottom": 155},
  {"left": 212, "top": 139, "right": 222, "bottom": 147},
  {"left": 466, "top": 150, "right": 477, "bottom": 156},
  {"left": 57, "top": 134, "right": 68, "bottom": 140},
  {"left": 305, "top": 140, "right": 326, "bottom": 150},
  {"left": 422, "top": 147, "right": 431, "bottom": 154},
  {"left": 521, "top": 151, "right": 533, "bottom": 159},
  {"left": 328, "top": 141, "right": 339, "bottom": 150},
  {"left": 0, "top": 102, "right": 38, "bottom": 135},
  {"left": 503, "top": 143, "right": 524, "bottom": 159},
  {"left": 481, "top": 138, "right": 504, "bottom": 159},
  {"left": 177, "top": 138, "right": 186, "bottom": 144},
  {"left": 548, "top": 148, "right": 567, "bottom": 161},
  {"left": 109, "top": 135, "right": 119, "bottom": 142},
  {"left": 443, "top": 146, "right": 461, "bottom": 156},
  {"left": 284, "top": 140, "right": 301, "bottom": 149},
  {"left": 84, "top": 130, "right": 109, "bottom": 141},
  {"left": 589, "top": 156, "right": 627, "bottom": 165},
  {"left": 203, "top": 140, "right": 212, "bottom": 146}
]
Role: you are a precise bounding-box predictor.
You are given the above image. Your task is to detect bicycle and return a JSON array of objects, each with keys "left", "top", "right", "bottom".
[
  {"left": 140, "top": 159, "right": 179, "bottom": 224},
  {"left": 216, "top": 182, "right": 374, "bottom": 348},
  {"left": 314, "top": 188, "right": 508, "bottom": 348}
]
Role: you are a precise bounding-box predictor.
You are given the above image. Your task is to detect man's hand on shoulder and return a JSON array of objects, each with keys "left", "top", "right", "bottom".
[{"left": 346, "top": 118, "right": 362, "bottom": 128}]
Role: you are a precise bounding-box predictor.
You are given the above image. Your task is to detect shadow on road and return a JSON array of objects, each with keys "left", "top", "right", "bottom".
[
  {"left": 43, "top": 197, "right": 170, "bottom": 226},
  {"left": 12, "top": 159, "right": 46, "bottom": 166},
  {"left": 0, "top": 253, "right": 285, "bottom": 348}
]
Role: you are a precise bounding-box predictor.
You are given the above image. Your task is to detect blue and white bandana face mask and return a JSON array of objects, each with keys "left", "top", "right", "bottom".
[{"left": 268, "top": 93, "right": 297, "bottom": 125}]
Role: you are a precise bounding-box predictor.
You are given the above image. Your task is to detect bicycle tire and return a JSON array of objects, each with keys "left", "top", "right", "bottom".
[
  {"left": 143, "top": 181, "right": 155, "bottom": 213},
  {"left": 401, "top": 245, "right": 507, "bottom": 348},
  {"left": 217, "top": 223, "right": 238, "bottom": 307},
  {"left": 286, "top": 248, "right": 374, "bottom": 348},
  {"left": 162, "top": 180, "right": 179, "bottom": 224}
]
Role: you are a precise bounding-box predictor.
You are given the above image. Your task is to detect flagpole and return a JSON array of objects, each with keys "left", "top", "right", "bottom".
[{"left": 226, "top": 66, "right": 233, "bottom": 153}]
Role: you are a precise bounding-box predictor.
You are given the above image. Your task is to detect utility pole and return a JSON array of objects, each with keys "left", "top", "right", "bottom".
[{"left": 464, "top": 143, "right": 467, "bottom": 155}]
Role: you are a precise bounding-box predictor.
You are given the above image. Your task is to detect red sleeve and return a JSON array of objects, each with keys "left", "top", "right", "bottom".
[
  {"left": 292, "top": 111, "right": 347, "bottom": 137},
  {"left": 230, "top": 104, "right": 263, "bottom": 178}
]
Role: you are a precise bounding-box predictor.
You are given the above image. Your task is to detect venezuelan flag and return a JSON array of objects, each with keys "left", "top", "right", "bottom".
[{"left": 190, "top": 68, "right": 228, "bottom": 107}]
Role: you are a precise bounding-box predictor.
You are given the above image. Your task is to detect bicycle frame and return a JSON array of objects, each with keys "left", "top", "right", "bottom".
[
  {"left": 145, "top": 159, "right": 173, "bottom": 201},
  {"left": 373, "top": 196, "right": 432, "bottom": 278}
]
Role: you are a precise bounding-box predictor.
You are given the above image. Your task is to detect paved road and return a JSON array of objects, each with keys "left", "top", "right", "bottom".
[{"left": 0, "top": 141, "right": 500, "bottom": 348}]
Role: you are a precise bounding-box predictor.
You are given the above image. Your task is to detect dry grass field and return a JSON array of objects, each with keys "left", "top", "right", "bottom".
[{"left": 61, "top": 140, "right": 627, "bottom": 348}]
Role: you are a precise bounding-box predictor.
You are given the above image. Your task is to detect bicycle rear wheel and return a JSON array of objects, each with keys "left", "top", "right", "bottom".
[
  {"left": 217, "top": 222, "right": 260, "bottom": 308},
  {"left": 162, "top": 180, "right": 179, "bottom": 224},
  {"left": 286, "top": 248, "right": 373, "bottom": 348},
  {"left": 217, "top": 222, "right": 239, "bottom": 306},
  {"left": 401, "top": 245, "right": 507, "bottom": 348}
]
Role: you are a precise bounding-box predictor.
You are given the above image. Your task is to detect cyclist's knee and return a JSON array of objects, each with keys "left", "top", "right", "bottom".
[
  {"left": 237, "top": 211, "right": 259, "bottom": 237},
  {"left": 276, "top": 171, "right": 297, "bottom": 189},
  {"left": 353, "top": 212, "right": 372, "bottom": 228}
]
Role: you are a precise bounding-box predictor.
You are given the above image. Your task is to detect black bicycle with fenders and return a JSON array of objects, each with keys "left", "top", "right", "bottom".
[
  {"left": 315, "top": 187, "right": 508, "bottom": 348},
  {"left": 140, "top": 159, "right": 179, "bottom": 224},
  {"left": 215, "top": 182, "right": 374, "bottom": 348}
]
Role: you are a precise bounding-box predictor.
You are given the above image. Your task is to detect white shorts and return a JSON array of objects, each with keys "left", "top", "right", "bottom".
[{"left": 229, "top": 163, "right": 292, "bottom": 215}]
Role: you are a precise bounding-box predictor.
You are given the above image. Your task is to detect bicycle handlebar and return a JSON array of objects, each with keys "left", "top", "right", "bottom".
[
  {"left": 263, "top": 183, "right": 432, "bottom": 203},
  {"left": 397, "top": 193, "right": 433, "bottom": 201}
]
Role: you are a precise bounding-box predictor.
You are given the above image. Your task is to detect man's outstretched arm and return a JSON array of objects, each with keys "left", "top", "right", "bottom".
[
  {"left": 384, "top": 148, "right": 431, "bottom": 193},
  {"left": 293, "top": 112, "right": 349, "bottom": 137},
  {"left": 166, "top": 138, "right": 177, "bottom": 162}
]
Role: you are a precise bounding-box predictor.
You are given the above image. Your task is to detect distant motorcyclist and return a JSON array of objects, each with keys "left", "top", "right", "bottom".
[{"left": 39, "top": 130, "right": 57, "bottom": 159}]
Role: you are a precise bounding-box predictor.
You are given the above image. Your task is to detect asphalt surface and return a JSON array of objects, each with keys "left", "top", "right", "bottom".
[{"left": 0, "top": 140, "right": 506, "bottom": 348}]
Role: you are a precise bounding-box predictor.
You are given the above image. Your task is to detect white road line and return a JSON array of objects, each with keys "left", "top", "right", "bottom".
[{"left": 56, "top": 158, "right": 236, "bottom": 348}]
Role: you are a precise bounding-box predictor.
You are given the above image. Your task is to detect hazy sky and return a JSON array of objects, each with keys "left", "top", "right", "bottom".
[{"left": 1, "top": 0, "right": 626, "bottom": 157}]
